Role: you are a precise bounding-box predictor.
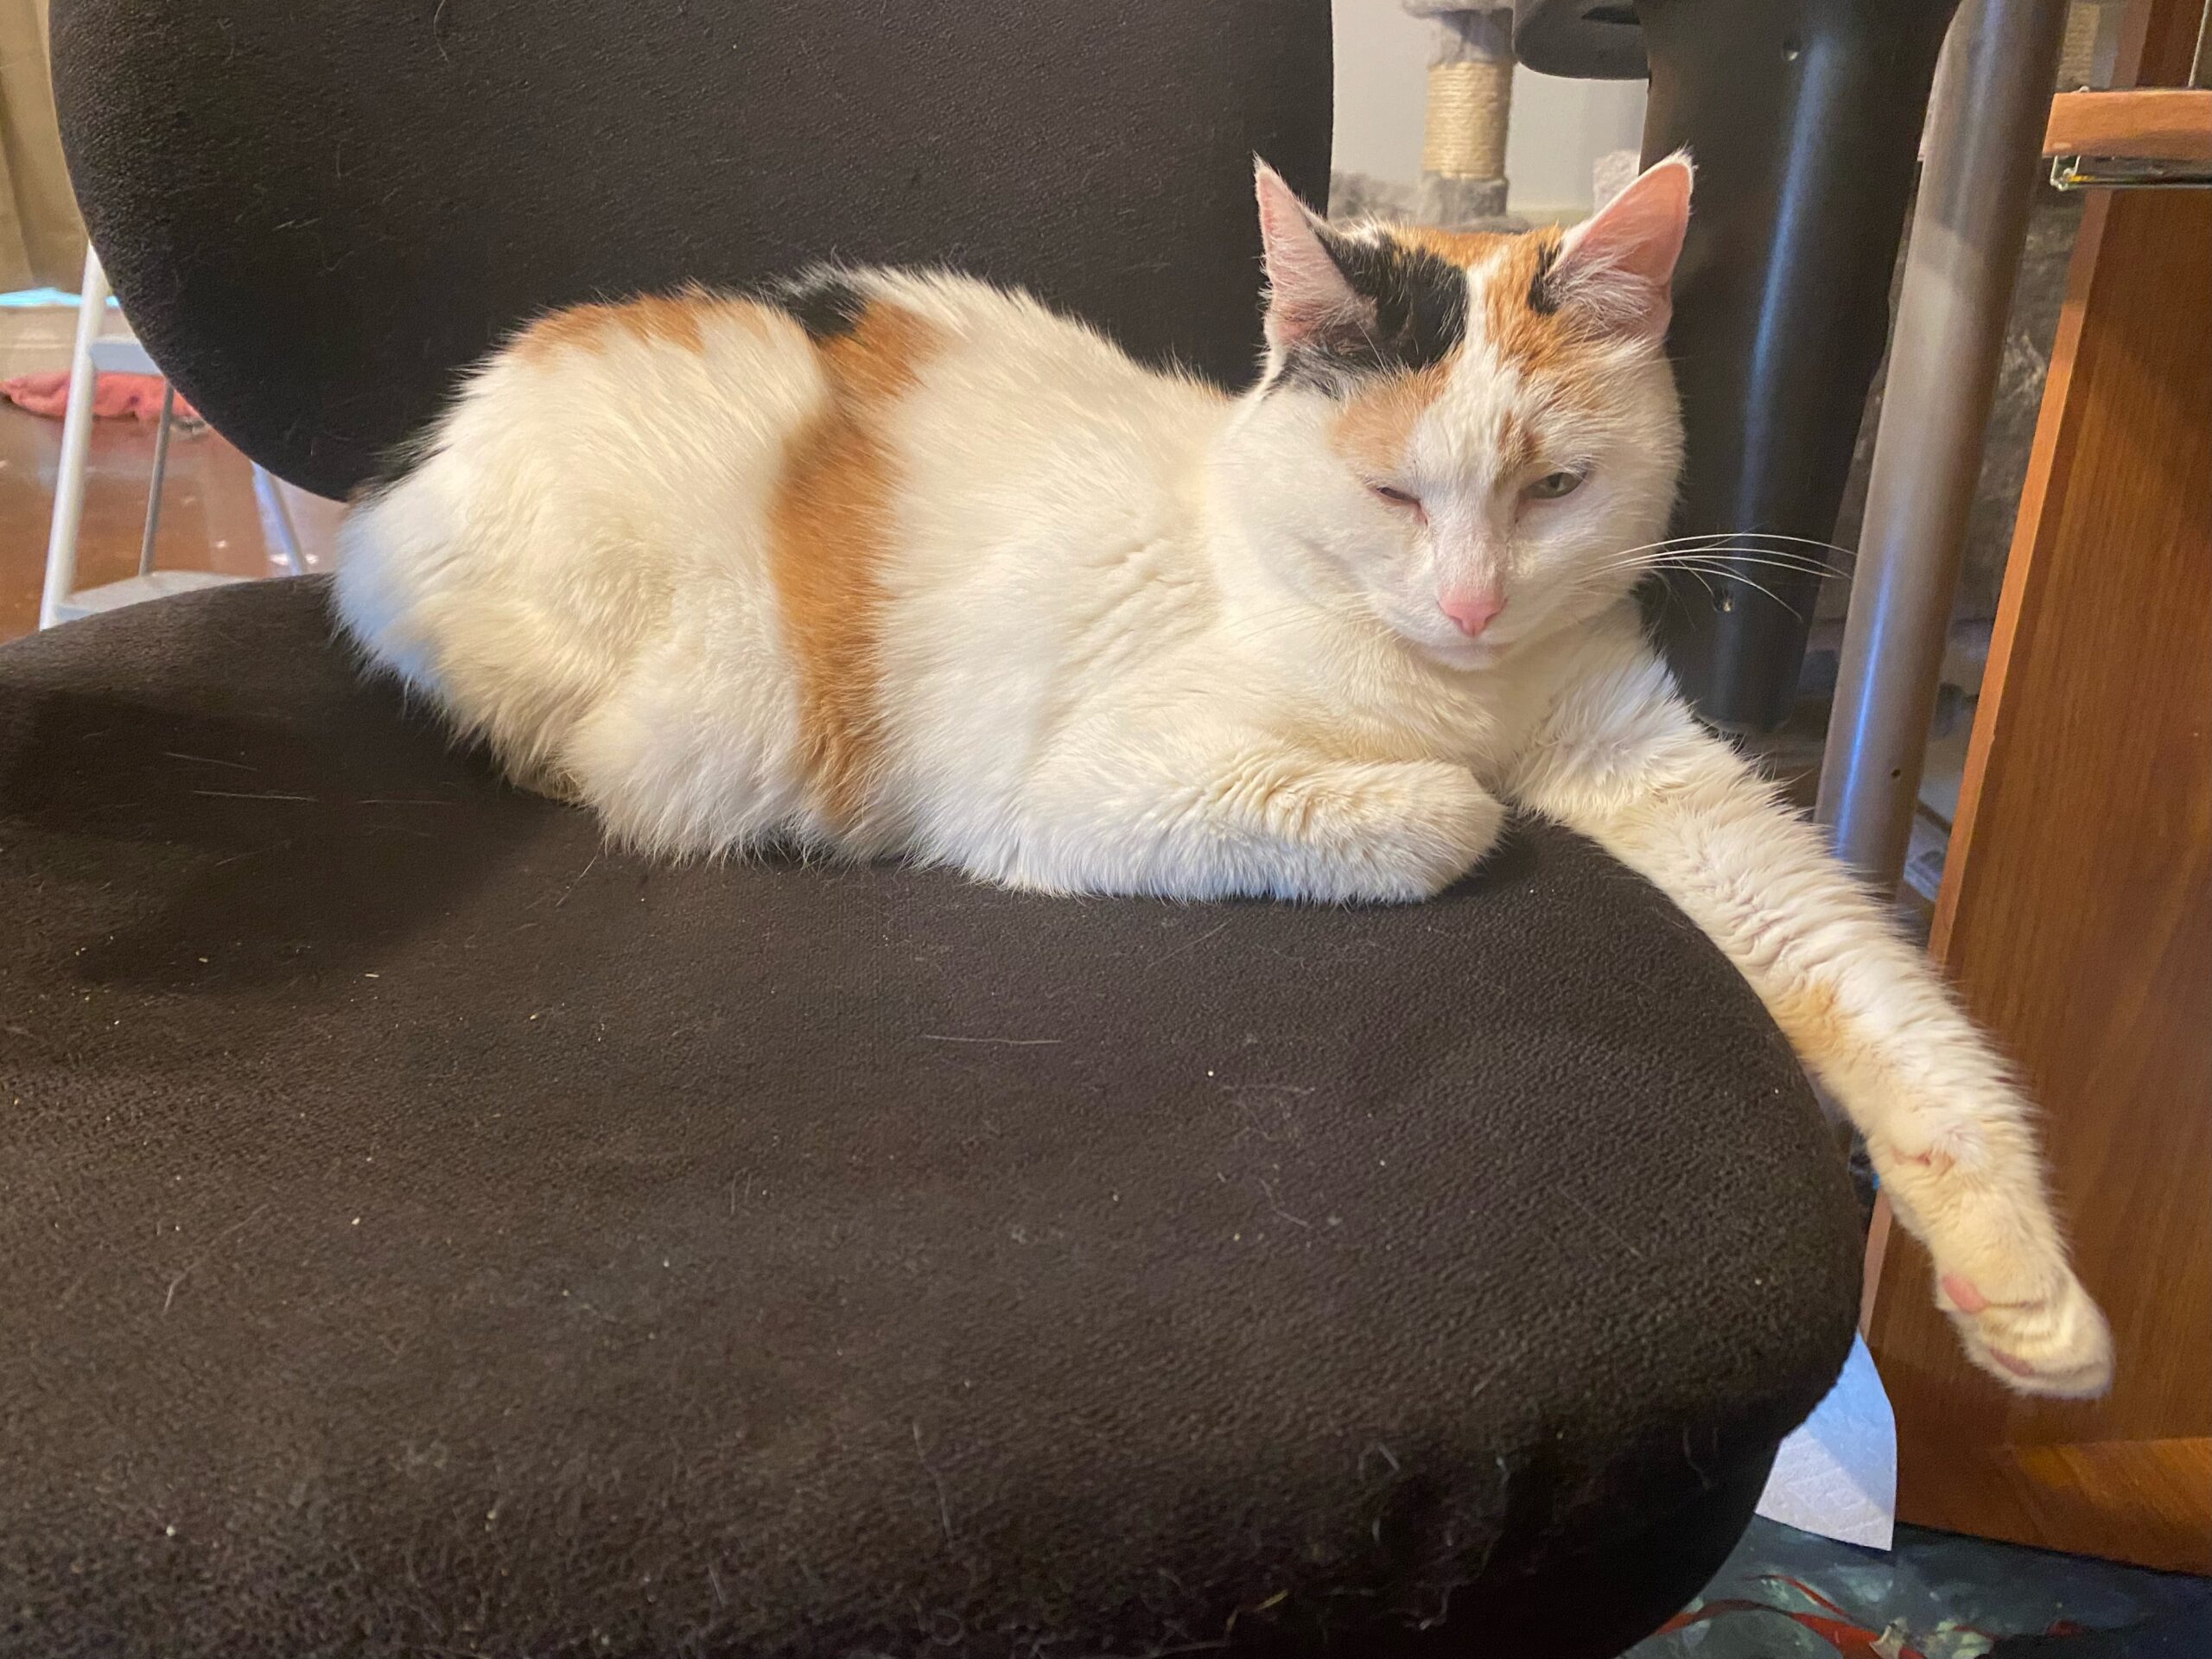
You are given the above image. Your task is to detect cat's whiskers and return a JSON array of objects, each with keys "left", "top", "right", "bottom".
[
  {"left": 1593, "top": 530, "right": 1857, "bottom": 584},
  {"left": 1637, "top": 554, "right": 1845, "bottom": 581},
  {"left": 1596, "top": 546, "right": 1852, "bottom": 584},
  {"left": 1650, "top": 559, "right": 1803, "bottom": 619},
  {"left": 1664, "top": 529, "right": 1856, "bottom": 559}
]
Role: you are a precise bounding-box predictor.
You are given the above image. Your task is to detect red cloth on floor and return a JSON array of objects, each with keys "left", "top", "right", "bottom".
[{"left": 2, "top": 370, "right": 200, "bottom": 423}]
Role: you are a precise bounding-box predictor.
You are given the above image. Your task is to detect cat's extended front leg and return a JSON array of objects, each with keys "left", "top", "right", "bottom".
[
  {"left": 1509, "top": 631, "right": 2111, "bottom": 1397},
  {"left": 1009, "top": 739, "right": 1506, "bottom": 904}
]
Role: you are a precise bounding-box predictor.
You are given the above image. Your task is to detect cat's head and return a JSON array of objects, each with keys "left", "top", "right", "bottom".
[{"left": 1219, "top": 154, "right": 1691, "bottom": 667}]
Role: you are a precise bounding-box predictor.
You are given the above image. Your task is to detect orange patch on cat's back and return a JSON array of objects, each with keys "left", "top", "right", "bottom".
[
  {"left": 613, "top": 292, "right": 713, "bottom": 353},
  {"left": 512, "top": 304, "right": 617, "bottom": 361},
  {"left": 767, "top": 300, "right": 941, "bottom": 831},
  {"left": 512, "top": 290, "right": 777, "bottom": 363},
  {"left": 1330, "top": 364, "right": 1450, "bottom": 479}
]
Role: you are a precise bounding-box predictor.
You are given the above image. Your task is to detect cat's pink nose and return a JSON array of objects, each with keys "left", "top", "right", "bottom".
[{"left": 1440, "top": 589, "right": 1505, "bottom": 638}]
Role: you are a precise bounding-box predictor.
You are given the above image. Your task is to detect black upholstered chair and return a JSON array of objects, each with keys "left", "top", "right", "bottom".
[{"left": 1, "top": 5, "right": 1861, "bottom": 1655}]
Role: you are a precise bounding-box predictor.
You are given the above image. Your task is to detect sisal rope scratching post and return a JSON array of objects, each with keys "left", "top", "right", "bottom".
[{"left": 1406, "top": 3, "right": 1516, "bottom": 224}]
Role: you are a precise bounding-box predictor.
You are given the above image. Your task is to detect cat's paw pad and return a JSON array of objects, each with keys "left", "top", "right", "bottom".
[{"left": 1937, "top": 1265, "right": 2113, "bottom": 1398}]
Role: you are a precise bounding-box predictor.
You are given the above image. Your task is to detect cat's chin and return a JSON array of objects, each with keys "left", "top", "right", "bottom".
[
  {"left": 1400, "top": 627, "right": 1511, "bottom": 673},
  {"left": 1397, "top": 637, "right": 1503, "bottom": 677}
]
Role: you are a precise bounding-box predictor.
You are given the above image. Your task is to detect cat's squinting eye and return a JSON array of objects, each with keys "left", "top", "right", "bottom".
[
  {"left": 1525, "top": 470, "right": 1586, "bottom": 502},
  {"left": 1370, "top": 484, "right": 1421, "bottom": 509}
]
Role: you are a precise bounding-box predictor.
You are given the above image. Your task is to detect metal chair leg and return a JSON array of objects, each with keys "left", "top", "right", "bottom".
[
  {"left": 137, "top": 383, "right": 176, "bottom": 578},
  {"left": 37, "top": 246, "right": 111, "bottom": 631},
  {"left": 252, "top": 464, "right": 308, "bottom": 575},
  {"left": 1815, "top": 0, "right": 2072, "bottom": 892}
]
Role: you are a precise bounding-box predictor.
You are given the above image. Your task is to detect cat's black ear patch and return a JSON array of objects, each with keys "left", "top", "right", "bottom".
[
  {"left": 778, "top": 272, "right": 868, "bottom": 342},
  {"left": 1270, "top": 232, "right": 1468, "bottom": 395}
]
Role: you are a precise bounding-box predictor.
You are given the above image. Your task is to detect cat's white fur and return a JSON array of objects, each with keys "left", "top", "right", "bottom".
[{"left": 336, "top": 158, "right": 2111, "bottom": 1396}]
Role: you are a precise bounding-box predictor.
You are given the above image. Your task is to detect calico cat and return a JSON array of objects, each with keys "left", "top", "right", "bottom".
[{"left": 336, "top": 156, "right": 2111, "bottom": 1397}]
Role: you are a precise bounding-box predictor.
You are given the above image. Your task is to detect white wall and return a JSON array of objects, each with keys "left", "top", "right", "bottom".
[{"left": 1330, "top": 0, "right": 1648, "bottom": 221}]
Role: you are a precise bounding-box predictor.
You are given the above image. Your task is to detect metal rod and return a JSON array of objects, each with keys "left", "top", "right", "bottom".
[
  {"left": 1815, "top": 0, "right": 2071, "bottom": 890},
  {"left": 37, "top": 246, "right": 111, "bottom": 631},
  {"left": 137, "top": 383, "right": 175, "bottom": 578},
  {"left": 253, "top": 464, "right": 308, "bottom": 575}
]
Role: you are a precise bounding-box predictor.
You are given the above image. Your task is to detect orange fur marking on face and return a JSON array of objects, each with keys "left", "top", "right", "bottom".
[
  {"left": 1479, "top": 226, "right": 1604, "bottom": 388},
  {"left": 766, "top": 301, "right": 939, "bottom": 830},
  {"left": 1387, "top": 223, "right": 1521, "bottom": 269},
  {"left": 1330, "top": 364, "right": 1449, "bottom": 480},
  {"left": 1363, "top": 219, "right": 1600, "bottom": 390},
  {"left": 1487, "top": 401, "right": 1539, "bottom": 480},
  {"left": 1347, "top": 223, "right": 1611, "bottom": 483},
  {"left": 1465, "top": 225, "right": 1631, "bottom": 476}
]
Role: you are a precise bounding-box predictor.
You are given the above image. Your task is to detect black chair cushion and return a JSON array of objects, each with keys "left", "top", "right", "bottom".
[
  {"left": 0, "top": 582, "right": 1861, "bottom": 1658},
  {"left": 49, "top": 0, "right": 1334, "bottom": 499}
]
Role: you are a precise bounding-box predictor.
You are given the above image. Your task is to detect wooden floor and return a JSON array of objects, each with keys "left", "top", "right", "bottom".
[{"left": 0, "top": 399, "right": 339, "bottom": 645}]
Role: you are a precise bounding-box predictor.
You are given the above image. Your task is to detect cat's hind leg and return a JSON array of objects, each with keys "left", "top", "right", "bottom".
[{"left": 557, "top": 620, "right": 813, "bottom": 861}]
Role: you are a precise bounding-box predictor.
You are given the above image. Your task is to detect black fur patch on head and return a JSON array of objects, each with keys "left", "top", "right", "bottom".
[
  {"left": 777, "top": 271, "right": 868, "bottom": 341},
  {"left": 1272, "top": 231, "right": 1468, "bottom": 396},
  {"left": 1528, "top": 239, "right": 1561, "bottom": 316}
]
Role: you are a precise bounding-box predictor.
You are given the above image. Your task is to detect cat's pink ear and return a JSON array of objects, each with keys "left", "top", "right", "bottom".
[
  {"left": 1549, "top": 151, "right": 1693, "bottom": 340},
  {"left": 1254, "top": 159, "right": 1366, "bottom": 353}
]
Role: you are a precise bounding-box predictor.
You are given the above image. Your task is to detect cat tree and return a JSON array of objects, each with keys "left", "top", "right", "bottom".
[
  {"left": 1407, "top": 3, "right": 1515, "bottom": 222},
  {"left": 1332, "top": 4, "right": 1517, "bottom": 224}
]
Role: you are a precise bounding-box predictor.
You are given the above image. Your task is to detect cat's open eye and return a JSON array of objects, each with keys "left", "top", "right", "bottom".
[
  {"left": 1525, "top": 469, "right": 1587, "bottom": 502},
  {"left": 1370, "top": 483, "right": 1422, "bottom": 509}
]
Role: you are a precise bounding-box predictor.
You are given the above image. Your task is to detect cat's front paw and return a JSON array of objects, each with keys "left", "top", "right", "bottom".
[
  {"left": 1346, "top": 762, "right": 1505, "bottom": 902},
  {"left": 1936, "top": 1261, "right": 2113, "bottom": 1399}
]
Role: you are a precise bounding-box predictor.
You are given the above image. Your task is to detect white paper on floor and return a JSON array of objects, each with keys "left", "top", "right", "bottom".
[{"left": 1753, "top": 1331, "right": 1897, "bottom": 1551}]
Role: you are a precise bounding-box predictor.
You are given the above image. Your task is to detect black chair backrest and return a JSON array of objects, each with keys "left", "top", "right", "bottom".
[{"left": 51, "top": 1, "right": 1333, "bottom": 499}]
